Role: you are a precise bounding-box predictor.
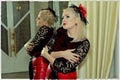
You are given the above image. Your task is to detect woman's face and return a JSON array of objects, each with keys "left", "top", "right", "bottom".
[
  {"left": 62, "top": 8, "right": 77, "bottom": 30},
  {"left": 36, "top": 11, "right": 44, "bottom": 27}
]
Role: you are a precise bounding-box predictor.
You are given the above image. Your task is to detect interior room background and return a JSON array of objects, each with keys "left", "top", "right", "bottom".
[{"left": 1, "top": 1, "right": 119, "bottom": 79}]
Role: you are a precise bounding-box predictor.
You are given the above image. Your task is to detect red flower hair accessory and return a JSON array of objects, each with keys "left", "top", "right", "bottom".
[{"left": 78, "top": 4, "right": 87, "bottom": 18}]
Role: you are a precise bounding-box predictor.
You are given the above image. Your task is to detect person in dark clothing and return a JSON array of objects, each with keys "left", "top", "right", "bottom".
[
  {"left": 24, "top": 8, "right": 57, "bottom": 79},
  {"left": 41, "top": 4, "right": 90, "bottom": 79}
]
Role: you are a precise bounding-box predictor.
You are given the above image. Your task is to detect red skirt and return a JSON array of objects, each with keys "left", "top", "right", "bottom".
[
  {"left": 32, "top": 56, "right": 49, "bottom": 79},
  {"left": 58, "top": 71, "right": 77, "bottom": 79},
  {"left": 46, "top": 67, "right": 77, "bottom": 79}
]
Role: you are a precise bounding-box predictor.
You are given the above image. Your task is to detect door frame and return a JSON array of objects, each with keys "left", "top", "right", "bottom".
[{"left": 1, "top": 1, "right": 35, "bottom": 73}]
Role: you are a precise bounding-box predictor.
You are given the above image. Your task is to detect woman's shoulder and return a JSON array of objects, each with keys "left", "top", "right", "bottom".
[
  {"left": 76, "top": 38, "right": 90, "bottom": 46},
  {"left": 38, "top": 26, "right": 54, "bottom": 32},
  {"left": 83, "top": 38, "right": 89, "bottom": 42},
  {"left": 81, "top": 38, "right": 90, "bottom": 47},
  {"left": 35, "top": 26, "right": 54, "bottom": 37},
  {"left": 39, "top": 25, "right": 52, "bottom": 30}
]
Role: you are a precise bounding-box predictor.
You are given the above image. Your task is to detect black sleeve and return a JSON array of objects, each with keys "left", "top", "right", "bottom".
[
  {"left": 53, "top": 39, "right": 90, "bottom": 73},
  {"left": 29, "top": 26, "right": 53, "bottom": 56},
  {"left": 47, "top": 31, "right": 57, "bottom": 54},
  {"left": 31, "top": 26, "right": 50, "bottom": 46}
]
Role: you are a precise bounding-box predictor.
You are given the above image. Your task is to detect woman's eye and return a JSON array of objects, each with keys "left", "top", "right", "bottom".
[
  {"left": 61, "top": 15, "right": 69, "bottom": 19},
  {"left": 66, "top": 16, "right": 70, "bottom": 18}
]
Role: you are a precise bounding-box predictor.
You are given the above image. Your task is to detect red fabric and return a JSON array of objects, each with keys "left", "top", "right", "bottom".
[
  {"left": 79, "top": 4, "right": 87, "bottom": 18},
  {"left": 45, "top": 68, "right": 77, "bottom": 79},
  {"left": 32, "top": 56, "right": 49, "bottom": 79},
  {"left": 45, "top": 66, "right": 51, "bottom": 79},
  {"left": 45, "top": 28, "right": 79, "bottom": 79},
  {"left": 58, "top": 71, "right": 77, "bottom": 79}
]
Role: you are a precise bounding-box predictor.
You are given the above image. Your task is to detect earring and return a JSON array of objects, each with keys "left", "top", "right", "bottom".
[{"left": 75, "top": 23, "right": 77, "bottom": 26}]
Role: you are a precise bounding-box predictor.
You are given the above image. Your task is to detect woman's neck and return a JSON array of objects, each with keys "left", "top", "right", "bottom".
[
  {"left": 44, "top": 24, "right": 51, "bottom": 27},
  {"left": 67, "top": 26, "right": 77, "bottom": 38}
]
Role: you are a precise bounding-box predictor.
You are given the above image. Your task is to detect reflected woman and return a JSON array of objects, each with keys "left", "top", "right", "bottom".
[{"left": 24, "top": 8, "right": 57, "bottom": 79}]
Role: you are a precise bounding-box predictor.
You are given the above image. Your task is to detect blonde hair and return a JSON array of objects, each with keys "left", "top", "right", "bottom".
[
  {"left": 65, "top": 8, "right": 86, "bottom": 42},
  {"left": 73, "top": 16, "right": 86, "bottom": 42},
  {"left": 40, "top": 10, "right": 56, "bottom": 26}
]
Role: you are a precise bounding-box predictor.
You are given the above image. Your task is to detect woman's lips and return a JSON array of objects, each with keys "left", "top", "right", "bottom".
[{"left": 63, "top": 23, "right": 66, "bottom": 25}]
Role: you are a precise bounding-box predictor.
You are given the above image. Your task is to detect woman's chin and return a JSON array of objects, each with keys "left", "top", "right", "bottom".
[{"left": 63, "top": 26, "right": 67, "bottom": 29}]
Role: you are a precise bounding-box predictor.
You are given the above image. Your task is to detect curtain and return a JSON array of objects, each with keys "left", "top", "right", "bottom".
[{"left": 69, "top": 1, "right": 119, "bottom": 79}]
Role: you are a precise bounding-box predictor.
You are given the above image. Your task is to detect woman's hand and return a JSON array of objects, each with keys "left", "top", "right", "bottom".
[
  {"left": 60, "top": 49, "right": 80, "bottom": 63},
  {"left": 41, "top": 46, "right": 55, "bottom": 64},
  {"left": 41, "top": 46, "right": 48, "bottom": 57},
  {"left": 24, "top": 41, "right": 35, "bottom": 52},
  {"left": 41, "top": 47, "right": 80, "bottom": 64}
]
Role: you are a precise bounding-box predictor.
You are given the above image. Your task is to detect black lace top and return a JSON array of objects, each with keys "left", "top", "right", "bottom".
[
  {"left": 29, "top": 26, "right": 54, "bottom": 57},
  {"left": 47, "top": 27, "right": 90, "bottom": 73}
]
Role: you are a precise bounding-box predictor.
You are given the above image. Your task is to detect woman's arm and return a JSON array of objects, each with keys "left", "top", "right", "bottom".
[
  {"left": 42, "top": 48, "right": 79, "bottom": 63},
  {"left": 53, "top": 39, "right": 90, "bottom": 73},
  {"left": 42, "top": 27, "right": 90, "bottom": 73},
  {"left": 42, "top": 39, "right": 90, "bottom": 73},
  {"left": 24, "top": 26, "right": 53, "bottom": 56},
  {"left": 41, "top": 46, "right": 55, "bottom": 64},
  {"left": 51, "top": 50, "right": 80, "bottom": 63},
  {"left": 24, "top": 41, "right": 35, "bottom": 52}
]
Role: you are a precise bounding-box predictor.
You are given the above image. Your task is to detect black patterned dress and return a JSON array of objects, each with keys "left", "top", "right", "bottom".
[
  {"left": 28, "top": 25, "right": 54, "bottom": 79},
  {"left": 47, "top": 27, "right": 90, "bottom": 79}
]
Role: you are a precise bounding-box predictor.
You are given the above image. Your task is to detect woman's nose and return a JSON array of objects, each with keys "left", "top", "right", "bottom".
[
  {"left": 62, "top": 18, "right": 65, "bottom": 22},
  {"left": 62, "top": 19, "right": 66, "bottom": 23}
]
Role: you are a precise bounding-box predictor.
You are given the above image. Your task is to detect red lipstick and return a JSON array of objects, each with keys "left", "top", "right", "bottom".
[{"left": 63, "top": 23, "right": 66, "bottom": 25}]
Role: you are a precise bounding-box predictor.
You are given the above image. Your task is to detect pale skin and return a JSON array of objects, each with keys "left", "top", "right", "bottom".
[
  {"left": 41, "top": 46, "right": 80, "bottom": 64},
  {"left": 41, "top": 8, "right": 81, "bottom": 64},
  {"left": 25, "top": 9, "right": 80, "bottom": 64}
]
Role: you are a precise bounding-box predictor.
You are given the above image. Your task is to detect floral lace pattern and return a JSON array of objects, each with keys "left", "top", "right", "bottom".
[
  {"left": 46, "top": 27, "right": 90, "bottom": 73},
  {"left": 32, "top": 26, "right": 49, "bottom": 46},
  {"left": 29, "top": 26, "right": 53, "bottom": 57},
  {"left": 53, "top": 39, "right": 90, "bottom": 73}
]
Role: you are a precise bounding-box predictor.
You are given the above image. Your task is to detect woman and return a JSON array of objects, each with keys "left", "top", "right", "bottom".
[
  {"left": 41, "top": 4, "right": 90, "bottom": 79},
  {"left": 24, "top": 8, "right": 57, "bottom": 79}
]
